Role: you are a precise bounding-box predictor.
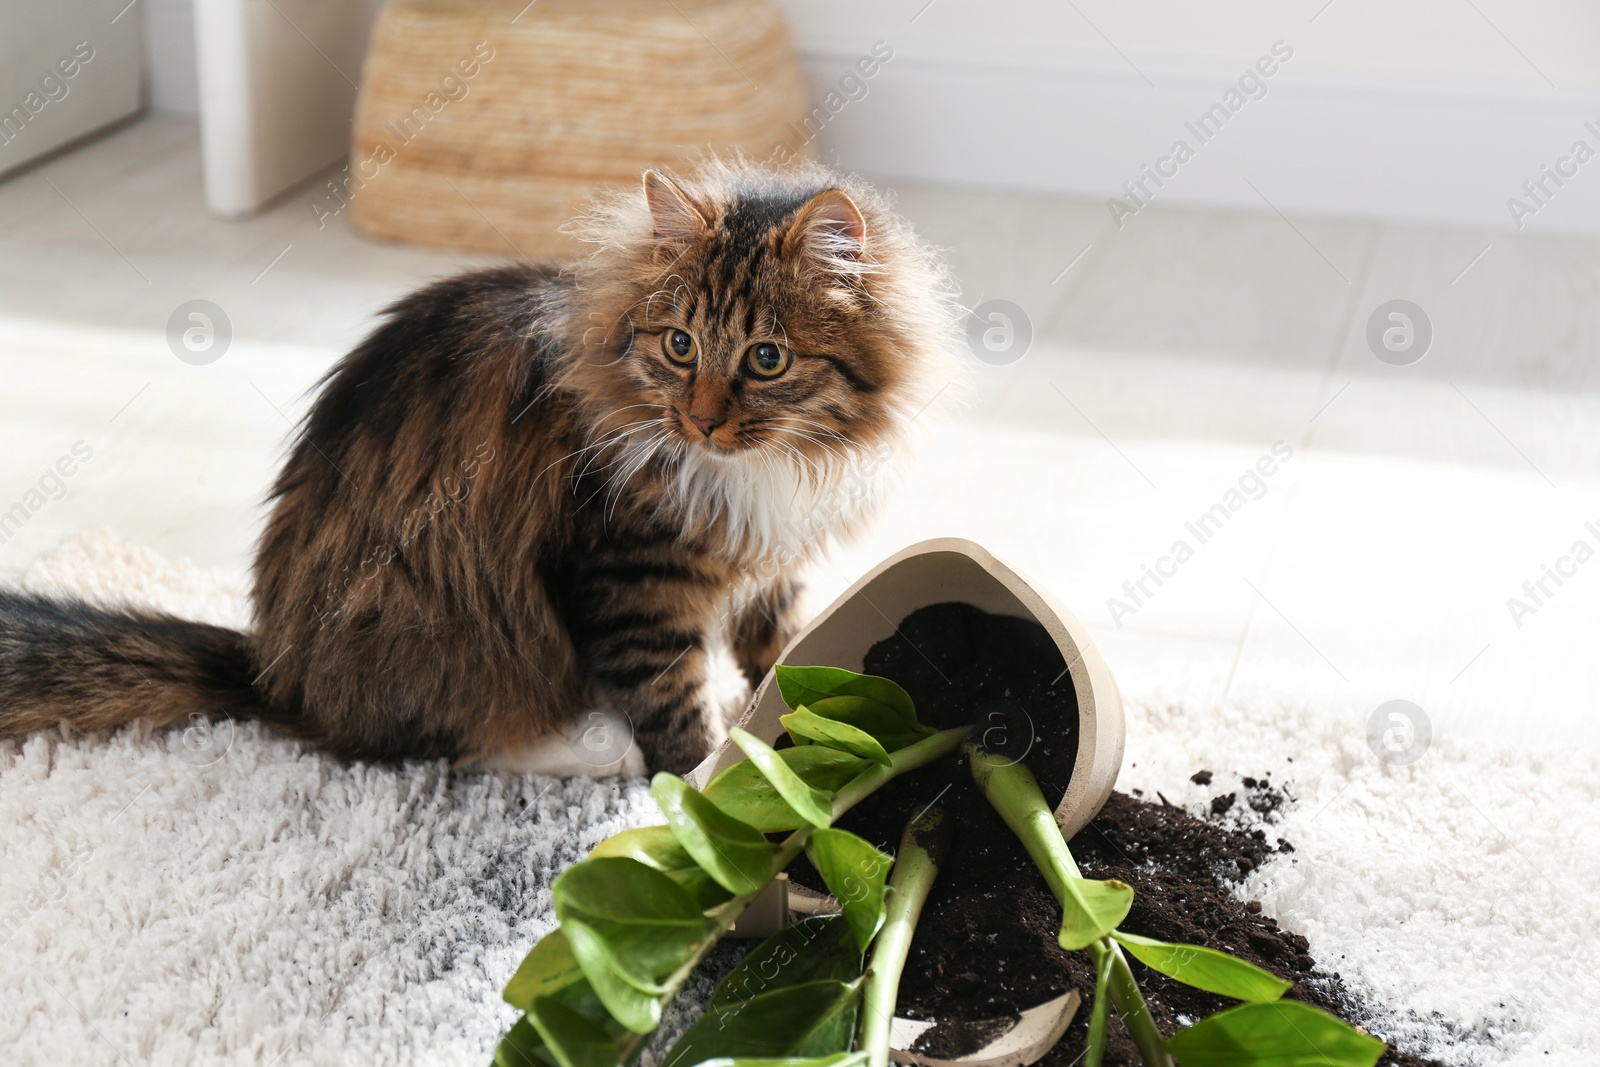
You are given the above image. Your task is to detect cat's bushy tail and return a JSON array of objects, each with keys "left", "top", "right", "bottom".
[{"left": 0, "top": 589, "right": 277, "bottom": 742}]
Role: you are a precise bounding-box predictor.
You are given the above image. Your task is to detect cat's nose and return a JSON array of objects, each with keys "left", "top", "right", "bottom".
[{"left": 689, "top": 415, "right": 723, "bottom": 437}]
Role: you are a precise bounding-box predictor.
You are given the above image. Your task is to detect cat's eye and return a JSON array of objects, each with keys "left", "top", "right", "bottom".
[
  {"left": 662, "top": 329, "right": 697, "bottom": 365},
  {"left": 745, "top": 341, "right": 791, "bottom": 378}
]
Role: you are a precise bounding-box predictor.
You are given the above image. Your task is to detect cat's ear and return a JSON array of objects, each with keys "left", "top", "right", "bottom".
[
  {"left": 782, "top": 189, "right": 866, "bottom": 273},
  {"left": 643, "top": 170, "right": 709, "bottom": 255}
]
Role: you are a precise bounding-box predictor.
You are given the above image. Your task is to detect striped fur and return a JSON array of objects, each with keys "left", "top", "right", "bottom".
[{"left": 0, "top": 160, "right": 959, "bottom": 773}]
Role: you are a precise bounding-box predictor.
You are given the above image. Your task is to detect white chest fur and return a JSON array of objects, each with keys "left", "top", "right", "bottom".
[{"left": 667, "top": 439, "right": 897, "bottom": 567}]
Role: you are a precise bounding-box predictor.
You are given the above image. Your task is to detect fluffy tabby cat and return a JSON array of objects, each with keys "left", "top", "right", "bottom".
[{"left": 0, "top": 161, "right": 956, "bottom": 774}]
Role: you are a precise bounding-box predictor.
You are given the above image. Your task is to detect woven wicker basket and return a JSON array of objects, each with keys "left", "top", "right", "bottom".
[{"left": 347, "top": 0, "right": 814, "bottom": 259}]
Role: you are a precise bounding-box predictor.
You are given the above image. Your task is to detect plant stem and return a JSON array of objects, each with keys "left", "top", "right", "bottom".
[
  {"left": 1096, "top": 942, "right": 1169, "bottom": 1067},
  {"left": 1085, "top": 946, "right": 1115, "bottom": 1067},
  {"left": 831, "top": 726, "right": 970, "bottom": 817},
  {"left": 615, "top": 726, "right": 970, "bottom": 1065},
  {"left": 859, "top": 806, "right": 950, "bottom": 1067},
  {"left": 967, "top": 746, "right": 1173, "bottom": 1067}
]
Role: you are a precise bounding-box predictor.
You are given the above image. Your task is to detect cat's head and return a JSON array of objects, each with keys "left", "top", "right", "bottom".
[{"left": 562, "top": 159, "right": 960, "bottom": 552}]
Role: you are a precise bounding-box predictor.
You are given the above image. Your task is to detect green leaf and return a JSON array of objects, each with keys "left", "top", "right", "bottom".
[
  {"left": 1084, "top": 948, "right": 1115, "bottom": 1067},
  {"left": 504, "top": 928, "right": 585, "bottom": 1011},
  {"left": 698, "top": 1055, "right": 869, "bottom": 1067},
  {"left": 590, "top": 825, "right": 732, "bottom": 910},
  {"left": 666, "top": 979, "right": 862, "bottom": 1063},
  {"left": 705, "top": 747, "right": 869, "bottom": 833},
  {"left": 806, "top": 828, "right": 893, "bottom": 951},
  {"left": 710, "top": 916, "right": 864, "bottom": 1010},
  {"left": 1056, "top": 877, "right": 1135, "bottom": 951},
  {"left": 774, "top": 665, "right": 918, "bottom": 725},
  {"left": 561, "top": 919, "right": 663, "bottom": 1032},
  {"left": 802, "top": 696, "right": 934, "bottom": 752},
  {"left": 1113, "top": 931, "right": 1291, "bottom": 1003},
  {"left": 493, "top": 1015, "right": 558, "bottom": 1067},
  {"left": 552, "top": 857, "right": 707, "bottom": 973},
  {"left": 527, "top": 995, "right": 625, "bottom": 1067},
  {"left": 553, "top": 857, "right": 704, "bottom": 1004},
  {"left": 1167, "top": 1001, "right": 1386, "bottom": 1067},
  {"left": 729, "top": 728, "right": 835, "bottom": 828},
  {"left": 652, "top": 773, "right": 775, "bottom": 895},
  {"left": 781, "top": 708, "right": 892, "bottom": 766}
]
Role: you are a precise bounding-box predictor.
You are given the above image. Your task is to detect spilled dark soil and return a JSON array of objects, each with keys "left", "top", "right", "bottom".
[{"left": 783, "top": 602, "right": 1443, "bottom": 1067}]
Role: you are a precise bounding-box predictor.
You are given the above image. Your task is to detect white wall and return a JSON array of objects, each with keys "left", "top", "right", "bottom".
[
  {"left": 131, "top": 0, "right": 1600, "bottom": 232},
  {"left": 776, "top": 0, "right": 1600, "bottom": 233},
  {"left": 775, "top": 0, "right": 1600, "bottom": 91}
]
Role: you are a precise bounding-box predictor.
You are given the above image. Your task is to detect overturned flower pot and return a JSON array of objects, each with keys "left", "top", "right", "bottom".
[
  {"left": 688, "top": 537, "right": 1126, "bottom": 1066},
  {"left": 690, "top": 537, "right": 1124, "bottom": 832}
]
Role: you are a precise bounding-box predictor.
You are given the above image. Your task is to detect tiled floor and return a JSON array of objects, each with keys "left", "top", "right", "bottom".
[{"left": 3, "top": 114, "right": 1597, "bottom": 758}]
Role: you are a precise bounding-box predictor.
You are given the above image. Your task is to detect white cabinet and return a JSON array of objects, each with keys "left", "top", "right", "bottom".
[
  {"left": 193, "top": 0, "right": 385, "bottom": 218},
  {"left": 0, "top": 2, "right": 142, "bottom": 178}
]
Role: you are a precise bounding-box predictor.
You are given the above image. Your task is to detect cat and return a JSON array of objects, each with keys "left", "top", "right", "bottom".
[{"left": 0, "top": 160, "right": 958, "bottom": 775}]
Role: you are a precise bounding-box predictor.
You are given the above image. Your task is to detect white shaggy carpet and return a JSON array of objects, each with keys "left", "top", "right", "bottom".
[
  {"left": 3, "top": 531, "right": 1595, "bottom": 1066},
  {"left": 1118, "top": 699, "right": 1599, "bottom": 1067}
]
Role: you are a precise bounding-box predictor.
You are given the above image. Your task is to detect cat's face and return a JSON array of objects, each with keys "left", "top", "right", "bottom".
[{"left": 610, "top": 174, "right": 908, "bottom": 469}]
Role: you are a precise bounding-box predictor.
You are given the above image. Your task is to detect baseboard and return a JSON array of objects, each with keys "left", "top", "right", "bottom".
[{"left": 798, "top": 41, "right": 1600, "bottom": 235}]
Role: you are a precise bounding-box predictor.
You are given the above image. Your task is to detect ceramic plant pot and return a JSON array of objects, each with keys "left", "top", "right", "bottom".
[
  {"left": 687, "top": 538, "right": 1124, "bottom": 1067},
  {"left": 688, "top": 537, "right": 1124, "bottom": 834}
]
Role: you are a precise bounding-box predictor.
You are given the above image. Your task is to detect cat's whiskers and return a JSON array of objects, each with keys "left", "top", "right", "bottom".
[
  {"left": 750, "top": 413, "right": 862, "bottom": 490},
  {"left": 604, "top": 427, "right": 676, "bottom": 522},
  {"left": 569, "top": 417, "right": 666, "bottom": 475},
  {"left": 579, "top": 420, "right": 670, "bottom": 482},
  {"left": 655, "top": 407, "right": 884, "bottom": 562},
  {"left": 783, "top": 420, "right": 863, "bottom": 470},
  {"left": 752, "top": 430, "right": 832, "bottom": 483},
  {"left": 777, "top": 412, "right": 853, "bottom": 444},
  {"left": 726, "top": 419, "right": 825, "bottom": 483},
  {"left": 764, "top": 420, "right": 847, "bottom": 453},
  {"left": 572, "top": 423, "right": 671, "bottom": 517},
  {"left": 763, "top": 307, "right": 792, "bottom": 355},
  {"left": 535, "top": 405, "right": 669, "bottom": 487},
  {"left": 630, "top": 274, "right": 691, "bottom": 327},
  {"left": 759, "top": 422, "right": 851, "bottom": 472},
  {"left": 766, "top": 442, "right": 822, "bottom": 495},
  {"left": 745, "top": 438, "right": 793, "bottom": 502},
  {"left": 622, "top": 427, "right": 674, "bottom": 483},
  {"left": 576, "top": 425, "right": 675, "bottom": 511}
]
